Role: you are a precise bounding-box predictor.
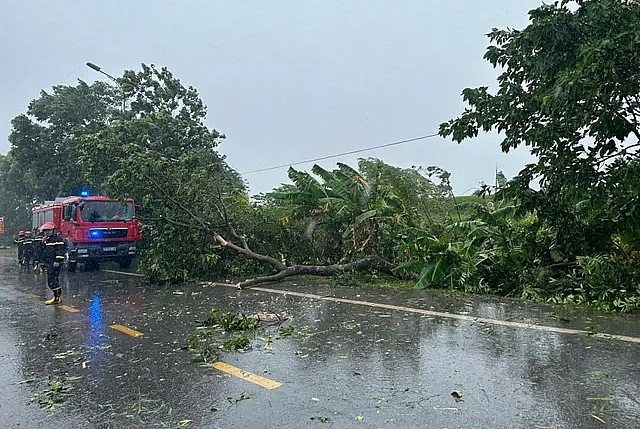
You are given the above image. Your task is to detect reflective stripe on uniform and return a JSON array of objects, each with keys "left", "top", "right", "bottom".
[{"left": 45, "top": 242, "right": 64, "bottom": 246}]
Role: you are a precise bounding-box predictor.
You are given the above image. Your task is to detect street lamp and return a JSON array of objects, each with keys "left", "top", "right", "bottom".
[{"left": 86, "top": 61, "right": 125, "bottom": 111}]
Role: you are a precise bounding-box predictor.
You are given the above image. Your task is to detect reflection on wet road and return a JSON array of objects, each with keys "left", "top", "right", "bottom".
[{"left": 0, "top": 255, "right": 639, "bottom": 428}]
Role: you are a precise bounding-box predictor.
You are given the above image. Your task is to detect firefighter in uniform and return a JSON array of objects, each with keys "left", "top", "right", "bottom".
[
  {"left": 14, "top": 230, "right": 26, "bottom": 265},
  {"left": 22, "top": 231, "right": 34, "bottom": 267},
  {"left": 32, "top": 228, "right": 45, "bottom": 272},
  {"left": 40, "top": 222, "right": 65, "bottom": 305}
]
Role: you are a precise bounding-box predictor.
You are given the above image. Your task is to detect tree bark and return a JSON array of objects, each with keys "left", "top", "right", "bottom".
[
  {"left": 212, "top": 232, "right": 285, "bottom": 270},
  {"left": 211, "top": 231, "right": 397, "bottom": 289},
  {"left": 235, "top": 255, "right": 397, "bottom": 289}
]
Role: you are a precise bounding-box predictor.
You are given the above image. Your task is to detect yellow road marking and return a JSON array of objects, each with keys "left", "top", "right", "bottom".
[
  {"left": 110, "top": 324, "right": 144, "bottom": 337},
  {"left": 58, "top": 305, "right": 80, "bottom": 313},
  {"left": 27, "top": 293, "right": 39, "bottom": 299},
  {"left": 209, "top": 361, "right": 281, "bottom": 390}
]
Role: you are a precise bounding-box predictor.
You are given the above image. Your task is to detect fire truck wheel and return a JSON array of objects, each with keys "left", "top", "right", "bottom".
[
  {"left": 83, "top": 260, "right": 100, "bottom": 271},
  {"left": 65, "top": 252, "right": 77, "bottom": 272},
  {"left": 119, "top": 257, "right": 132, "bottom": 269}
]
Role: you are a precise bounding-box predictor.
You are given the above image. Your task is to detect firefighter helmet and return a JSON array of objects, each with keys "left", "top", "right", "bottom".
[
  {"left": 18, "top": 230, "right": 25, "bottom": 236},
  {"left": 40, "top": 222, "right": 56, "bottom": 231}
]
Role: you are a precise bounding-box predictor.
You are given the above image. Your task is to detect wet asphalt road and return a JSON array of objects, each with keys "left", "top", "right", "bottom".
[{"left": 0, "top": 255, "right": 639, "bottom": 428}]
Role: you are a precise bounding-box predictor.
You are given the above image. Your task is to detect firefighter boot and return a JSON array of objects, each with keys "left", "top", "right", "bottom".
[{"left": 45, "top": 289, "right": 62, "bottom": 305}]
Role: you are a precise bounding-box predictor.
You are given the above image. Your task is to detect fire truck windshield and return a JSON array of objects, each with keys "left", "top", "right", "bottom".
[{"left": 79, "top": 201, "right": 134, "bottom": 222}]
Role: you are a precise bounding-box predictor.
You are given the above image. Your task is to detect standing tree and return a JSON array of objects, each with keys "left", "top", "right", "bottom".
[
  {"left": 439, "top": 0, "right": 640, "bottom": 257},
  {"left": 2, "top": 81, "right": 115, "bottom": 237},
  {"left": 0, "top": 153, "right": 32, "bottom": 240},
  {"left": 77, "top": 64, "right": 246, "bottom": 282},
  {"left": 267, "top": 158, "right": 450, "bottom": 264},
  {"left": 8, "top": 81, "right": 116, "bottom": 202}
]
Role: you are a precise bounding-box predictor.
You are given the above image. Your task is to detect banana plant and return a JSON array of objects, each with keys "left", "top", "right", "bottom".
[{"left": 266, "top": 161, "right": 410, "bottom": 259}]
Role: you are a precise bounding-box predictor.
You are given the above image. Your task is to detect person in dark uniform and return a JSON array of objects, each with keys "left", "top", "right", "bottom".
[
  {"left": 14, "top": 230, "right": 25, "bottom": 265},
  {"left": 22, "top": 231, "right": 34, "bottom": 267},
  {"left": 32, "top": 228, "right": 45, "bottom": 272},
  {"left": 40, "top": 222, "right": 65, "bottom": 305}
]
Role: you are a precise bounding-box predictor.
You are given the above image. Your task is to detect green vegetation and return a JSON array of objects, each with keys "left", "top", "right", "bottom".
[
  {"left": 186, "top": 309, "right": 262, "bottom": 363},
  {"left": 31, "top": 376, "right": 81, "bottom": 411},
  {"left": 1, "top": 0, "right": 639, "bottom": 311},
  {"left": 436, "top": 0, "right": 640, "bottom": 311}
]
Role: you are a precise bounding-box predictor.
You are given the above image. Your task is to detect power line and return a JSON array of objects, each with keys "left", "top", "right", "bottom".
[{"left": 240, "top": 133, "right": 440, "bottom": 175}]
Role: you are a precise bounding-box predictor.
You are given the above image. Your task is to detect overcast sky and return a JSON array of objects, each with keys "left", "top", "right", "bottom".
[{"left": 1, "top": 0, "right": 542, "bottom": 196}]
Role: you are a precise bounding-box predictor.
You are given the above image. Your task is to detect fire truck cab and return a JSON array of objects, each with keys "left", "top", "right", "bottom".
[{"left": 32, "top": 195, "right": 142, "bottom": 271}]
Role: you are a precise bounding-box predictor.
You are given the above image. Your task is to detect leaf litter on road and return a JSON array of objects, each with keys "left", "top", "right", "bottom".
[
  {"left": 31, "top": 375, "right": 83, "bottom": 411},
  {"left": 126, "top": 394, "right": 172, "bottom": 425},
  {"left": 310, "top": 416, "right": 331, "bottom": 423},
  {"left": 226, "top": 392, "right": 254, "bottom": 404},
  {"left": 451, "top": 390, "right": 464, "bottom": 402}
]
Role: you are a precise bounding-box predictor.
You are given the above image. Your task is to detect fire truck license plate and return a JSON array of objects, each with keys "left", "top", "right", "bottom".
[{"left": 103, "top": 247, "right": 117, "bottom": 252}]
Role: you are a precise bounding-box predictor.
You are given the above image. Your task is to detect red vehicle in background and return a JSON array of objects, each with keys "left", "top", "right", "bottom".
[{"left": 32, "top": 194, "right": 142, "bottom": 271}]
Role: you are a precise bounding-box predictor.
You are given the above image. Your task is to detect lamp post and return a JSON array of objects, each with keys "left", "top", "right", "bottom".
[{"left": 86, "top": 61, "right": 125, "bottom": 111}]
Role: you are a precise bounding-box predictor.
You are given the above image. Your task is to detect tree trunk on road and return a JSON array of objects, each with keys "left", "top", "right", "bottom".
[
  {"left": 150, "top": 188, "right": 402, "bottom": 289},
  {"left": 212, "top": 232, "right": 397, "bottom": 289}
]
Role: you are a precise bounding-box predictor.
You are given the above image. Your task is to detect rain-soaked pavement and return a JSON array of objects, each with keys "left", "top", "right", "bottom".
[{"left": 0, "top": 255, "right": 639, "bottom": 429}]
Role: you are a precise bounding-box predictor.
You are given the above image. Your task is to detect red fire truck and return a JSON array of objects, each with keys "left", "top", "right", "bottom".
[{"left": 32, "top": 195, "right": 142, "bottom": 271}]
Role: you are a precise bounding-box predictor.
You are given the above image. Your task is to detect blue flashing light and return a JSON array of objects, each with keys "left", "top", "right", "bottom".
[
  {"left": 88, "top": 229, "right": 103, "bottom": 239},
  {"left": 80, "top": 190, "right": 89, "bottom": 197}
]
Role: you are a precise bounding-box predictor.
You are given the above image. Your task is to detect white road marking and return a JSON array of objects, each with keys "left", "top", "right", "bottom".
[
  {"left": 105, "top": 274, "right": 640, "bottom": 344},
  {"left": 102, "top": 269, "right": 144, "bottom": 277},
  {"left": 209, "top": 283, "right": 640, "bottom": 344}
]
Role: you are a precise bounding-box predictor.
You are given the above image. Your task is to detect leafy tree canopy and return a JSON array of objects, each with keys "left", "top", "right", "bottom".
[
  {"left": 8, "top": 80, "right": 115, "bottom": 201},
  {"left": 440, "top": 0, "right": 640, "bottom": 189},
  {"left": 439, "top": 0, "right": 640, "bottom": 250},
  {"left": 76, "top": 64, "right": 244, "bottom": 282}
]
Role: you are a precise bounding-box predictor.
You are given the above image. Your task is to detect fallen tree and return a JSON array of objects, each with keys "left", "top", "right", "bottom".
[
  {"left": 212, "top": 231, "right": 396, "bottom": 289},
  {"left": 141, "top": 167, "right": 401, "bottom": 288},
  {"left": 72, "top": 64, "right": 417, "bottom": 287}
]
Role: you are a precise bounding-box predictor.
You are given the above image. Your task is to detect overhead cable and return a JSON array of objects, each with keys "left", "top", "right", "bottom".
[{"left": 240, "top": 133, "right": 440, "bottom": 175}]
